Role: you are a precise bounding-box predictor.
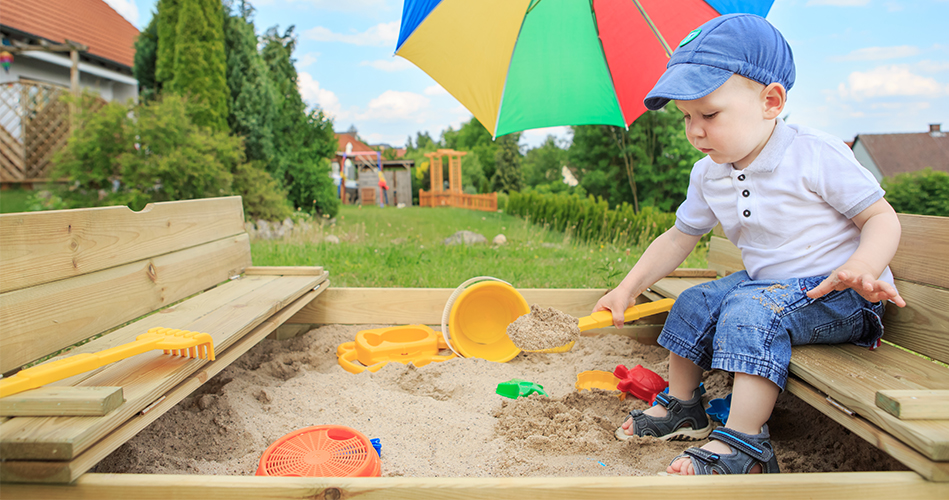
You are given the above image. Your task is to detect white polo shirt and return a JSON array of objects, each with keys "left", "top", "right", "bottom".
[{"left": 675, "top": 119, "right": 893, "bottom": 284}]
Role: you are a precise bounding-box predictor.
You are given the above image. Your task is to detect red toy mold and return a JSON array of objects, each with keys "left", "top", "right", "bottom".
[{"left": 613, "top": 364, "right": 668, "bottom": 404}]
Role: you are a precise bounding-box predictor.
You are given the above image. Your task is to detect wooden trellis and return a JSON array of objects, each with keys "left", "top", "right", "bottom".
[{"left": 0, "top": 80, "right": 71, "bottom": 185}]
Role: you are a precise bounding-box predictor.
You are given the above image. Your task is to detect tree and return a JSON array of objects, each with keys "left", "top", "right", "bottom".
[
  {"left": 522, "top": 135, "right": 568, "bottom": 189},
  {"left": 883, "top": 168, "right": 949, "bottom": 216},
  {"left": 155, "top": 0, "right": 178, "bottom": 85},
  {"left": 261, "top": 26, "right": 338, "bottom": 216},
  {"left": 133, "top": 13, "right": 159, "bottom": 101},
  {"left": 223, "top": 1, "right": 276, "bottom": 164},
  {"left": 167, "top": 0, "right": 229, "bottom": 131},
  {"left": 491, "top": 133, "right": 523, "bottom": 193}
]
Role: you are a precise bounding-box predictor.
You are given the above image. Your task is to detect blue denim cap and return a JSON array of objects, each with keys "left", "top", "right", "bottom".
[{"left": 644, "top": 14, "right": 795, "bottom": 110}]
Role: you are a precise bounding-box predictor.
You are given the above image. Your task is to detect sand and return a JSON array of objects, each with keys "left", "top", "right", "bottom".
[
  {"left": 97, "top": 324, "right": 907, "bottom": 477},
  {"left": 507, "top": 304, "right": 581, "bottom": 351}
]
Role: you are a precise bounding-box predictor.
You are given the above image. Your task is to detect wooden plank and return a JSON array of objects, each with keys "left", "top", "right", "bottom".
[
  {"left": 880, "top": 281, "right": 949, "bottom": 366},
  {"left": 0, "top": 285, "right": 326, "bottom": 483},
  {"left": 0, "top": 273, "right": 327, "bottom": 461},
  {"left": 2, "top": 471, "right": 947, "bottom": 500},
  {"left": 0, "top": 196, "right": 246, "bottom": 293},
  {"left": 0, "top": 234, "right": 253, "bottom": 373},
  {"left": 288, "top": 288, "right": 662, "bottom": 325},
  {"left": 707, "top": 236, "right": 744, "bottom": 277},
  {"left": 876, "top": 390, "right": 949, "bottom": 420},
  {"left": 0, "top": 387, "right": 123, "bottom": 417},
  {"left": 787, "top": 378, "right": 949, "bottom": 482},
  {"left": 667, "top": 268, "right": 718, "bottom": 278},
  {"left": 789, "top": 343, "right": 949, "bottom": 461},
  {"left": 649, "top": 277, "right": 716, "bottom": 300},
  {"left": 244, "top": 266, "right": 324, "bottom": 276},
  {"left": 891, "top": 213, "right": 949, "bottom": 290}
]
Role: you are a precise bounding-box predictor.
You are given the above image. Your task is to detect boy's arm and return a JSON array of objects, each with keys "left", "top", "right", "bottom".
[
  {"left": 594, "top": 226, "right": 702, "bottom": 328},
  {"left": 806, "top": 198, "right": 906, "bottom": 307}
]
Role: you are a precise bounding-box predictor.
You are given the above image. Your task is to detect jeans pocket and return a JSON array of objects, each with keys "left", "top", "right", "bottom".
[{"left": 810, "top": 305, "right": 884, "bottom": 345}]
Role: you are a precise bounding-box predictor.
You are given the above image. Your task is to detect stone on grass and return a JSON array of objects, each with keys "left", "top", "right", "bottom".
[
  {"left": 493, "top": 234, "right": 507, "bottom": 245},
  {"left": 324, "top": 235, "right": 340, "bottom": 244},
  {"left": 443, "top": 230, "right": 487, "bottom": 246}
]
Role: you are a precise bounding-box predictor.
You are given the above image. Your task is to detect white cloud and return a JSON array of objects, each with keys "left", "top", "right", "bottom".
[
  {"left": 357, "top": 90, "right": 430, "bottom": 122},
  {"left": 360, "top": 58, "right": 415, "bottom": 72},
  {"left": 806, "top": 0, "right": 870, "bottom": 5},
  {"left": 303, "top": 22, "right": 400, "bottom": 47},
  {"left": 424, "top": 85, "right": 448, "bottom": 96},
  {"left": 918, "top": 60, "right": 949, "bottom": 73},
  {"left": 297, "top": 53, "right": 319, "bottom": 68},
  {"left": 297, "top": 72, "right": 344, "bottom": 120},
  {"left": 832, "top": 45, "right": 919, "bottom": 61},
  {"left": 837, "top": 65, "right": 949, "bottom": 100},
  {"left": 103, "top": 0, "right": 139, "bottom": 25}
]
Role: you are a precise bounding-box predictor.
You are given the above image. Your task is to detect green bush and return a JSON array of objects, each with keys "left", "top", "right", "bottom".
[
  {"left": 51, "top": 93, "right": 289, "bottom": 219},
  {"left": 882, "top": 168, "right": 949, "bottom": 217},
  {"left": 506, "top": 190, "right": 680, "bottom": 247},
  {"left": 285, "top": 158, "right": 340, "bottom": 218}
]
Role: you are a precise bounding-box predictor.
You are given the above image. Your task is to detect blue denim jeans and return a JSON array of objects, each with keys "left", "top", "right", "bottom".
[{"left": 658, "top": 271, "right": 885, "bottom": 390}]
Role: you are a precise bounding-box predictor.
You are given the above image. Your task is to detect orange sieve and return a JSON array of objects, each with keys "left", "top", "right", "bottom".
[{"left": 256, "top": 425, "right": 381, "bottom": 477}]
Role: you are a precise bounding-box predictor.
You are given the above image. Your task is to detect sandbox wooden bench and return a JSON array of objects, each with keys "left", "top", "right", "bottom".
[
  {"left": 647, "top": 213, "right": 949, "bottom": 482},
  {"left": 2, "top": 202, "right": 946, "bottom": 499},
  {"left": 0, "top": 196, "right": 327, "bottom": 483}
]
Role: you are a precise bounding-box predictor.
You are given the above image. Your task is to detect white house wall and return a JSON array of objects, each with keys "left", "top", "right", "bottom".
[
  {"left": 851, "top": 140, "right": 883, "bottom": 182},
  {"left": 0, "top": 52, "right": 138, "bottom": 103}
]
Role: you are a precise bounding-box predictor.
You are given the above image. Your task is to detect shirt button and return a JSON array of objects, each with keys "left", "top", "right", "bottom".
[
  {"left": 738, "top": 174, "right": 746, "bottom": 181},
  {"left": 743, "top": 209, "right": 751, "bottom": 218},
  {"left": 742, "top": 189, "right": 750, "bottom": 197}
]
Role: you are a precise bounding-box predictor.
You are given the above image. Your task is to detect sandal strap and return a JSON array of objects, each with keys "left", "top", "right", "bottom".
[
  {"left": 654, "top": 392, "right": 681, "bottom": 413},
  {"left": 708, "top": 427, "right": 775, "bottom": 463}
]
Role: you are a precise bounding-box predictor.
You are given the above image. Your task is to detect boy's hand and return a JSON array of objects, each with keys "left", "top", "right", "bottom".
[
  {"left": 593, "top": 288, "right": 634, "bottom": 329},
  {"left": 806, "top": 263, "right": 906, "bottom": 307}
]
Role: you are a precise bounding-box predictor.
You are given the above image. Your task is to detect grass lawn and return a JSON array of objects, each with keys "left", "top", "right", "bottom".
[
  {"left": 251, "top": 205, "right": 707, "bottom": 288},
  {"left": 0, "top": 187, "right": 35, "bottom": 214}
]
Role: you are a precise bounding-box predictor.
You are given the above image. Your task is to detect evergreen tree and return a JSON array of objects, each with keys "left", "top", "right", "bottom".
[
  {"left": 155, "top": 0, "right": 178, "bottom": 85},
  {"left": 133, "top": 13, "right": 159, "bottom": 101},
  {"left": 261, "top": 26, "right": 338, "bottom": 216},
  {"left": 223, "top": 2, "right": 276, "bottom": 163},
  {"left": 491, "top": 133, "right": 523, "bottom": 193},
  {"left": 169, "top": 0, "right": 229, "bottom": 131}
]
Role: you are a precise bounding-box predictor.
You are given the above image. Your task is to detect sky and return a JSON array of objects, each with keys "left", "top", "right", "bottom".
[{"left": 110, "top": 0, "right": 949, "bottom": 150}]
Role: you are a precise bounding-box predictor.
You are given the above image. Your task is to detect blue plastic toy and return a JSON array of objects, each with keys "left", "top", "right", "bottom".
[
  {"left": 496, "top": 379, "right": 549, "bottom": 399},
  {"left": 706, "top": 393, "right": 733, "bottom": 424},
  {"left": 370, "top": 438, "right": 382, "bottom": 457}
]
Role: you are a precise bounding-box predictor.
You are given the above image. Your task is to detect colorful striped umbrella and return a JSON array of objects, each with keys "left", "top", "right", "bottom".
[{"left": 396, "top": 0, "right": 774, "bottom": 138}]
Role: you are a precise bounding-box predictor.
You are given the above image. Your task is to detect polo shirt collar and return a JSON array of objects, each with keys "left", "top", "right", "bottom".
[{"left": 705, "top": 119, "right": 796, "bottom": 180}]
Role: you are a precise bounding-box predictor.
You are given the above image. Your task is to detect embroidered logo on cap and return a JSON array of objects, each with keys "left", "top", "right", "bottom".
[{"left": 679, "top": 29, "right": 701, "bottom": 47}]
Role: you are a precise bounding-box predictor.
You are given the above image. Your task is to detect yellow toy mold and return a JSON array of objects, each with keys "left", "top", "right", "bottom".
[{"left": 336, "top": 325, "right": 456, "bottom": 374}]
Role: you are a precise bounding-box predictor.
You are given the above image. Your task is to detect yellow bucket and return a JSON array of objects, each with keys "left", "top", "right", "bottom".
[{"left": 442, "top": 278, "right": 528, "bottom": 363}]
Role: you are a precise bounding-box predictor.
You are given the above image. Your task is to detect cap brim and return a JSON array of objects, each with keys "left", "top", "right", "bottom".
[{"left": 644, "top": 64, "right": 734, "bottom": 110}]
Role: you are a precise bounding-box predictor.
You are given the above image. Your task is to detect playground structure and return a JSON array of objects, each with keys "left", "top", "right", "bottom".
[
  {"left": 333, "top": 133, "right": 413, "bottom": 208},
  {"left": 419, "top": 149, "right": 497, "bottom": 212}
]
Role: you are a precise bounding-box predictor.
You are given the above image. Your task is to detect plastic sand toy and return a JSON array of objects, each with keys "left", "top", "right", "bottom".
[
  {"left": 575, "top": 370, "right": 621, "bottom": 392},
  {"left": 256, "top": 425, "right": 380, "bottom": 477},
  {"left": 706, "top": 393, "right": 733, "bottom": 424},
  {"left": 613, "top": 364, "right": 668, "bottom": 404},
  {"left": 336, "top": 325, "right": 456, "bottom": 374},
  {"left": 496, "top": 379, "right": 548, "bottom": 399}
]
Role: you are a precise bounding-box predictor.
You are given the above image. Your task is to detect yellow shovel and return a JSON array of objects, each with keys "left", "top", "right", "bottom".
[
  {"left": 523, "top": 298, "right": 675, "bottom": 353},
  {"left": 0, "top": 327, "right": 215, "bottom": 398}
]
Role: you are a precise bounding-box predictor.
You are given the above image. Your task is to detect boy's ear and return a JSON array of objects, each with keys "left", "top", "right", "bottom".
[{"left": 761, "top": 83, "right": 787, "bottom": 119}]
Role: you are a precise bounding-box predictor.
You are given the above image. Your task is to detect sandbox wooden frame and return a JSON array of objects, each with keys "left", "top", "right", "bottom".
[{"left": 1, "top": 200, "right": 947, "bottom": 499}]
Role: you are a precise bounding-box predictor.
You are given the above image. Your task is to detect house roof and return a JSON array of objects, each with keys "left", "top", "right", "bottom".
[
  {"left": 335, "top": 133, "right": 377, "bottom": 155},
  {"left": 1, "top": 0, "right": 139, "bottom": 68},
  {"left": 854, "top": 128, "right": 949, "bottom": 177}
]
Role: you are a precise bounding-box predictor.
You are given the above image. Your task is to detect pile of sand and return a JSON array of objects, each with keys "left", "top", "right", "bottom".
[{"left": 97, "top": 324, "right": 906, "bottom": 477}]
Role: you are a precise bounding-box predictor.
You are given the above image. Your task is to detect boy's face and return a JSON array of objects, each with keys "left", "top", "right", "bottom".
[{"left": 675, "top": 75, "right": 775, "bottom": 169}]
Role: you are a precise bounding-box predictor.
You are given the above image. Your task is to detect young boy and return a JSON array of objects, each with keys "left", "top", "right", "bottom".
[{"left": 595, "top": 14, "right": 905, "bottom": 475}]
